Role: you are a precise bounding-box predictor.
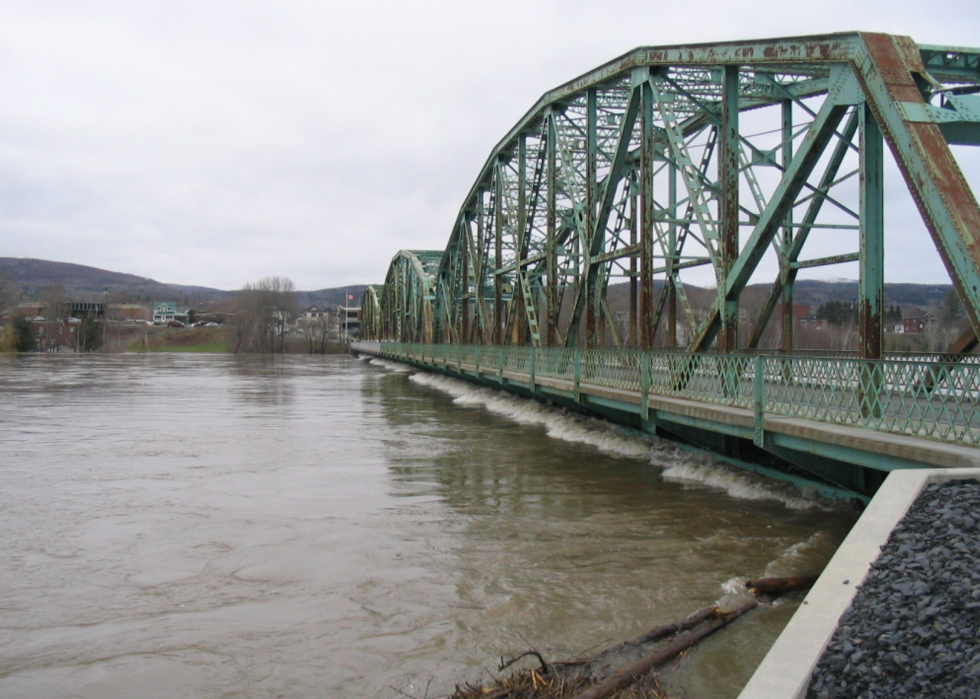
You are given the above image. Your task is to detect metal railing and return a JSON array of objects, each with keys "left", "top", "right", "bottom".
[{"left": 353, "top": 342, "right": 980, "bottom": 447}]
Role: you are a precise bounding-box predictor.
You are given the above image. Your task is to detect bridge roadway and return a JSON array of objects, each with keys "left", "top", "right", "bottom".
[{"left": 353, "top": 341, "right": 980, "bottom": 500}]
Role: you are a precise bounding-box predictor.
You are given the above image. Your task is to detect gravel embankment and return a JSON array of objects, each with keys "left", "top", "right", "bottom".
[{"left": 807, "top": 479, "right": 980, "bottom": 699}]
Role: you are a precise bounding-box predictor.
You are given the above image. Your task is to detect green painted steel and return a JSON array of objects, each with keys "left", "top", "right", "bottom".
[
  {"left": 379, "top": 250, "right": 442, "bottom": 343},
  {"left": 358, "top": 285, "right": 383, "bottom": 341},
  {"left": 364, "top": 32, "right": 980, "bottom": 496},
  {"left": 371, "top": 32, "right": 980, "bottom": 354},
  {"left": 356, "top": 342, "right": 980, "bottom": 449}
]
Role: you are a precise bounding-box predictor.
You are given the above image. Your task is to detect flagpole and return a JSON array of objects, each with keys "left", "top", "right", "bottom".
[{"left": 344, "top": 293, "right": 352, "bottom": 342}]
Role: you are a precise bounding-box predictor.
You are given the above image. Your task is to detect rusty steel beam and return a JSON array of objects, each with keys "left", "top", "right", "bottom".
[
  {"left": 859, "top": 102, "right": 884, "bottom": 361},
  {"left": 719, "top": 65, "right": 740, "bottom": 354},
  {"left": 854, "top": 33, "right": 980, "bottom": 340},
  {"left": 372, "top": 32, "right": 980, "bottom": 367}
]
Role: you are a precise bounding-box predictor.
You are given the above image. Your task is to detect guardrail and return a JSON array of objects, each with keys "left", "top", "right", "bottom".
[{"left": 353, "top": 342, "right": 980, "bottom": 447}]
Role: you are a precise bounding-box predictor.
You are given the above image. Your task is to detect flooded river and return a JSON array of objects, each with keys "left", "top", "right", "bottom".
[{"left": 0, "top": 353, "right": 858, "bottom": 698}]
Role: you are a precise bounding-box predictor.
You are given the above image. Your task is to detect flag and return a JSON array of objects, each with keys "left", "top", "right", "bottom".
[{"left": 347, "top": 294, "right": 354, "bottom": 299}]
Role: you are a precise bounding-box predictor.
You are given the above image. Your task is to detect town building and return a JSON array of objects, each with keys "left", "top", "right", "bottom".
[{"left": 153, "top": 302, "right": 177, "bottom": 324}]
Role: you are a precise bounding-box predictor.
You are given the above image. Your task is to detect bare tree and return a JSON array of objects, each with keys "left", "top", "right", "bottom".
[
  {"left": 305, "top": 314, "right": 333, "bottom": 354},
  {"left": 940, "top": 288, "right": 964, "bottom": 332},
  {"left": 39, "top": 283, "right": 68, "bottom": 321},
  {"left": 268, "top": 276, "right": 298, "bottom": 352},
  {"left": 38, "top": 284, "right": 69, "bottom": 351},
  {"left": 234, "top": 276, "right": 298, "bottom": 353}
]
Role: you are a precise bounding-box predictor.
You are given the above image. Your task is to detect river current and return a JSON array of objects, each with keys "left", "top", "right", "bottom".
[{"left": 0, "top": 353, "right": 858, "bottom": 698}]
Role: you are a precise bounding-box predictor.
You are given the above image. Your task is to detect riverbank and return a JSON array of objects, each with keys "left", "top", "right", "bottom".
[
  {"left": 105, "top": 323, "right": 350, "bottom": 354},
  {"left": 738, "top": 467, "right": 980, "bottom": 698}
]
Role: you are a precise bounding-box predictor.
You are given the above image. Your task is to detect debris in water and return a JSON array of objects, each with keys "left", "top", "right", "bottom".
[{"left": 441, "top": 575, "right": 816, "bottom": 699}]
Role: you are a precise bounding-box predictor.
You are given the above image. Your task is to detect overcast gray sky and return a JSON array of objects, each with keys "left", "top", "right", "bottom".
[{"left": 2, "top": 1, "right": 979, "bottom": 291}]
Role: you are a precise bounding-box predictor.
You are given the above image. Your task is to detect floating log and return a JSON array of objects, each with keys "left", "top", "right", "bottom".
[
  {"left": 448, "top": 573, "right": 816, "bottom": 699},
  {"left": 567, "top": 600, "right": 759, "bottom": 699},
  {"left": 746, "top": 575, "right": 817, "bottom": 596},
  {"left": 578, "top": 606, "right": 719, "bottom": 666}
]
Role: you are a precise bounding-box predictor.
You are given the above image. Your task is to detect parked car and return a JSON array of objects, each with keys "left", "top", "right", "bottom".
[{"left": 167, "top": 320, "right": 185, "bottom": 328}]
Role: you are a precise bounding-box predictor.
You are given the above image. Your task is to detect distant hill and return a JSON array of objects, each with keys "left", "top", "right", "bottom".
[
  {"left": 2, "top": 256, "right": 955, "bottom": 316},
  {"left": 788, "top": 279, "right": 954, "bottom": 311},
  {"left": 0, "top": 257, "right": 368, "bottom": 310},
  {"left": 607, "top": 278, "right": 954, "bottom": 314}
]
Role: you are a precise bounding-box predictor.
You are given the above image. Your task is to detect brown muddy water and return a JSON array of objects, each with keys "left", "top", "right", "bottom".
[{"left": 0, "top": 353, "right": 858, "bottom": 698}]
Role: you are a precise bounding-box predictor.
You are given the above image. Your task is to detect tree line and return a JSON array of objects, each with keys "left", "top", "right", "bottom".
[
  {"left": 0, "top": 276, "right": 104, "bottom": 352},
  {"left": 232, "top": 275, "right": 338, "bottom": 354},
  {"left": 815, "top": 301, "right": 904, "bottom": 327}
]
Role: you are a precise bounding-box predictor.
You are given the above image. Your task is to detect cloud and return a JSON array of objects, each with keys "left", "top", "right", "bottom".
[{"left": 1, "top": 0, "right": 978, "bottom": 291}]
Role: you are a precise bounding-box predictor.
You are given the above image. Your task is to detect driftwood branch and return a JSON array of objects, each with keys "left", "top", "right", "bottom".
[
  {"left": 447, "top": 574, "right": 818, "bottom": 699},
  {"left": 500, "top": 649, "right": 551, "bottom": 675},
  {"left": 746, "top": 575, "right": 817, "bottom": 596},
  {"left": 567, "top": 600, "right": 759, "bottom": 699},
  {"left": 578, "top": 606, "right": 719, "bottom": 665}
]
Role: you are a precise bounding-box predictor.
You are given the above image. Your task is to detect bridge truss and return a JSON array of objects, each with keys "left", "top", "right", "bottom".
[{"left": 365, "top": 32, "right": 980, "bottom": 358}]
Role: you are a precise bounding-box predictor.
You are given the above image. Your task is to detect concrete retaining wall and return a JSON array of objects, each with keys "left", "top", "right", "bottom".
[{"left": 737, "top": 467, "right": 980, "bottom": 699}]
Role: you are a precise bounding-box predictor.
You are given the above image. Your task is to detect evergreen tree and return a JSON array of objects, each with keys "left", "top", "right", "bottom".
[
  {"left": 12, "top": 315, "right": 36, "bottom": 352},
  {"left": 78, "top": 319, "right": 103, "bottom": 352}
]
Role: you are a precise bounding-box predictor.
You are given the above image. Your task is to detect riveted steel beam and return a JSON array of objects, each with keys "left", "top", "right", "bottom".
[
  {"left": 399, "top": 32, "right": 980, "bottom": 364},
  {"left": 854, "top": 32, "right": 980, "bottom": 339}
]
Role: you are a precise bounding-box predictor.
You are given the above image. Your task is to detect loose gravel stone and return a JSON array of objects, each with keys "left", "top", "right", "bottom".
[{"left": 807, "top": 480, "right": 980, "bottom": 699}]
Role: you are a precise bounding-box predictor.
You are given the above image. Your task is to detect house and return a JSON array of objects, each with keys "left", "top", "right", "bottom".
[
  {"left": 296, "top": 306, "right": 339, "bottom": 341},
  {"left": 153, "top": 302, "right": 177, "bottom": 325},
  {"left": 301, "top": 305, "right": 332, "bottom": 321},
  {"left": 775, "top": 304, "right": 823, "bottom": 328},
  {"left": 902, "top": 311, "right": 938, "bottom": 334}
]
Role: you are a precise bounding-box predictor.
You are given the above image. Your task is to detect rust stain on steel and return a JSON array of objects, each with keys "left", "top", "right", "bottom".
[
  {"left": 858, "top": 32, "right": 980, "bottom": 329},
  {"left": 859, "top": 297, "right": 882, "bottom": 359},
  {"left": 864, "top": 33, "right": 980, "bottom": 256}
]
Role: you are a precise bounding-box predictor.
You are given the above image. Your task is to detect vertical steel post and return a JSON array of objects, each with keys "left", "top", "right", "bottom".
[
  {"left": 546, "top": 112, "right": 558, "bottom": 348},
  {"left": 585, "top": 89, "right": 598, "bottom": 347},
  {"left": 753, "top": 355, "right": 765, "bottom": 446},
  {"left": 629, "top": 188, "right": 638, "bottom": 346},
  {"left": 494, "top": 162, "right": 504, "bottom": 345},
  {"left": 780, "top": 98, "right": 795, "bottom": 353},
  {"left": 639, "top": 75, "right": 655, "bottom": 350},
  {"left": 640, "top": 351, "right": 650, "bottom": 420},
  {"left": 719, "top": 65, "right": 740, "bottom": 355},
  {"left": 462, "top": 225, "right": 471, "bottom": 343},
  {"left": 516, "top": 135, "right": 527, "bottom": 345},
  {"left": 667, "top": 158, "right": 678, "bottom": 348},
  {"left": 859, "top": 103, "right": 884, "bottom": 360},
  {"left": 860, "top": 102, "right": 884, "bottom": 418},
  {"left": 477, "top": 190, "right": 486, "bottom": 344}
]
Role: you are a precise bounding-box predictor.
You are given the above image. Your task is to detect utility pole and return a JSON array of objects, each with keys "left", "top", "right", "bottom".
[{"left": 103, "top": 288, "right": 108, "bottom": 352}]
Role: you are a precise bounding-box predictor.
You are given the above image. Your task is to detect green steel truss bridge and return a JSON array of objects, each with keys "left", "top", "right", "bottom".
[{"left": 353, "top": 32, "right": 980, "bottom": 499}]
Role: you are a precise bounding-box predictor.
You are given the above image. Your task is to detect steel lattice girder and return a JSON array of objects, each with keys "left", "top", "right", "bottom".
[
  {"left": 359, "top": 285, "right": 383, "bottom": 341},
  {"left": 377, "top": 32, "right": 980, "bottom": 354},
  {"left": 380, "top": 250, "right": 442, "bottom": 343}
]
